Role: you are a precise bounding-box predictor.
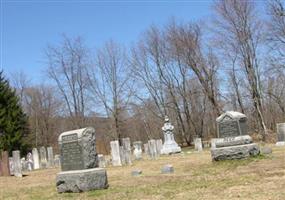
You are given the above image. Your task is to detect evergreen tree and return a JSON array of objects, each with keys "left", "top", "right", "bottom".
[{"left": 0, "top": 71, "right": 29, "bottom": 155}]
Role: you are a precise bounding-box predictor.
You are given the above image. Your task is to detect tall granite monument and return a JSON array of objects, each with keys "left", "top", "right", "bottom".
[
  {"left": 211, "top": 111, "right": 259, "bottom": 161},
  {"left": 161, "top": 116, "right": 181, "bottom": 154},
  {"left": 56, "top": 127, "right": 108, "bottom": 193}
]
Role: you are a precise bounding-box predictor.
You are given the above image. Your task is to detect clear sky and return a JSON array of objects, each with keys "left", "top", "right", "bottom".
[{"left": 1, "top": 1, "right": 214, "bottom": 83}]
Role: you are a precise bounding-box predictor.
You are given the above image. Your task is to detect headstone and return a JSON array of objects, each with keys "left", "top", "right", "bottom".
[
  {"left": 47, "top": 147, "right": 55, "bottom": 168},
  {"left": 144, "top": 143, "right": 149, "bottom": 155},
  {"left": 12, "top": 150, "right": 22, "bottom": 177},
  {"left": 161, "top": 164, "right": 174, "bottom": 174},
  {"left": 148, "top": 139, "right": 158, "bottom": 159},
  {"left": 39, "top": 146, "right": 47, "bottom": 169},
  {"left": 21, "top": 157, "right": 28, "bottom": 171},
  {"left": 161, "top": 116, "right": 181, "bottom": 154},
  {"left": 133, "top": 141, "right": 142, "bottom": 160},
  {"left": 0, "top": 151, "right": 10, "bottom": 176},
  {"left": 110, "top": 140, "right": 122, "bottom": 166},
  {"left": 56, "top": 127, "right": 108, "bottom": 193},
  {"left": 131, "top": 169, "right": 142, "bottom": 176},
  {"left": 54, "top": 154, "right": 61, "bottom": 167},
  {"left": 9, "top": 157, "right": 14, "bottom": 175},
  {"left": 261, "top": 146, "right": 272, "bottom": 154},
  {"left": 26, "top": 152, "right": 33, "bottom": 171},
  {"left": 119, "top": 146, "right": 126, "bottom": 165},
  {"left": 98, "top": 154, "right": 106, "bottom": 168},
  {"left": 194, "top": 138, "right": 203, "bottom": 152},
  {"left": 276, "top": 123, "right": 285, "bottom": 146},
  {"left": 156, "top": 139, "right": 163, "bottom": 155},
  {"left": 122, "top": 138, "right": 132, "bottom": 165},
  {"left": 32, "top": 148, "right": 40, "bottom": 169},
  {"left": 211, "top": 111, "right": 260, "bottom": 161}
]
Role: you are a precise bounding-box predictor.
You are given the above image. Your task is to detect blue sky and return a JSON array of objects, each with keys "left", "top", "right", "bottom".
[{"left": 1, "top": 1, "right": 220, "bottom": 83}]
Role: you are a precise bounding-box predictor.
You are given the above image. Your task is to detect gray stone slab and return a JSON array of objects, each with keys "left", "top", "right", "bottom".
[
  {"left": 260, "top": 146, "right": 272, "bottom": 154},
  {"left": 161, "top": 164, "right": 174, "bottom": 174},
  {"left": 211, "top": 143, "right": 260, "bottom": 161},
  {"left": 56, "top": 168, "right": 108, "bottom": 193},
  {"left": 12, "top": 150, "right": 22, "bottom": 177},
  {"left": 215, "top": 135, "right": 253, "bottom": 148},
  {"left": 110, "top": 140, "right": 122, "bottom": 166},
  {"left": 47, "top": 147, "right": 55, "bottom": 168},
  {"left": 148, "top": 139, "right": 158, "bottom": 159},
  {"left": 39, "top": 146, "right": 47, "bottom": 169},
  {"left": 32, "top": 148, "right": 40, "bottom": 170},
  {"left": 131, "top": 169, "right": 142, "bottom": 176},
  {"left": 122, "top": 138, "right": 132, "bottom": 165}
]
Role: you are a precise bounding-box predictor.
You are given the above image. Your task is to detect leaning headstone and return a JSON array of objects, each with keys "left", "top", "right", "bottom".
[
  {"left": 276, "top": 123, "right": 285, "bottom": 146},
  {"left": 144, "top": 143, "right": 149, "bottom": 156},
  {"left": 148, "top": 139, "right": 158, "bottom": 159},
  {"left": 110, "top": 140, "right": 122, "bottom": 166},
  {"left": 98, "top": 154, "right": 106, "bottom": 168},
  {"left": 39, "top": 146, "right": 47, "bottom": 169},
  {"left": 56, "top": 127, "right": 108, "bottom": 193},
  {"left": 9, "top": 157, "right": 14, "bottom": 175},
  {"left": 194, "top": 138, "right": 203, "bottom": 152},
  {"left": 131, "top": 169, "right": 142, "bottom": 176},
  {"left": 26, "top": 152, "right": 33, "bottom": 171},
  {"left": 161, "top": 116, "right": 181, "bottom": 154},
  {"left": 12, "top": 150, "right": 22, "bottom": 177},
  {"left": 161, "top": 164, "right": 174, "bottom": 174},
  {"left": 0, "top": 151, "right": 10, "bottom": 176},
  {"left": 122, "top": 138, "right": 132, "bottom": 165},
  {"left": 133, "top": 141, "right": 142, "bottom": 160},
  {"left": 156, "top": 139, "right": 163, "bottom": 155},
  {"left": 211, "top": 111, "right": 260, "bottom": 161},
  {"left": 54, "top": 154, "right": 61, "bottom": 167},
  {"left": 32, "top": 148, "right": 40, "bottom": 169},
  {"left": 47, "top": 147, "right": 55, "bottom": 168}
]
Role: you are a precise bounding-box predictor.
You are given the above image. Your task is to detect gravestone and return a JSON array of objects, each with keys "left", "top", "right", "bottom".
[
  {"left": 133, "top": 141, "right": 142, "bottom": 160},
  {"left": 0, "top": 151, "right": 10, "bottom": 176},
  {"left": 12, "top": 150, "right": 22, "bottom": 177},
  {"left": 122, "top": 138, "right": 132, "bottom": 165},
  {"left": 47, "top": 147, "right": 54, "bottom": 168},
  {"left": 131, "top": 169, "right": 142, "bottom": 176},
  {"left": 110, "top": 140, "right": 122, "bottom": 166},
  {"left": 26, "top": 152, "right": 33, "bottom": 171},
  {"left": 98, "top": 154, "right": 106, "bottom": 168},
  {"left": 161, "top": 164, "right": 174, "bottom": 174},
  {"left": 194, "top": 138, "right": 203, "bottom": 152},
  {"left": 9, "top": 157, "right": 14, "bottom": 175},
  {"left": 211, "top": 111, "right": 259, "bottom": 161},
  {"left": 148, "top": 139, "right": 158, "bottom": 159},
  {"left": 39, "top": 146, "right": 47, "bottom": 169},
  {"left": 156, "top": 139, "right": 163, "bottom": 155},
  {"left": 161, "top": 116, "right": 181, "bottom": 154},
  {"left": 21, "top": 157, "right": 28, "bottom": 171},
  {"left": 54, "top": 154, "right": 61, "bottom": 167},
  {"left": 32, "top": 148, "right": 40, "bottom": 169},
  {"left": 144, "top": 143, "right": 149, "bottom": 156},
  {"left": 276, "top": 123, "right": 285, "bottom": 146},
  {"left": 56, "top": 127, "right": 108, "bottom": 193}
]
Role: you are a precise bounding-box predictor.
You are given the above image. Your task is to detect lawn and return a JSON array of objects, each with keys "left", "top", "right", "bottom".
[{"left": 0, "top": 146, "right": 284, "bottom": 200}]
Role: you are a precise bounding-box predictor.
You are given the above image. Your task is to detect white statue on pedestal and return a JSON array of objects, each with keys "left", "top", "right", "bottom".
[{"left": 161, "top": 116, "right": 181, "bottom": 154}]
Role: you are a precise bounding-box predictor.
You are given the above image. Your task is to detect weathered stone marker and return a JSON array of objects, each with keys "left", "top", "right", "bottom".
[
  {"left": 110, "top": 140, "right": 122, "bottom": 166},
  {"left": 0, "top": 151, "right": 10, "bottom": 176},
  {"left": 276, "top": 123, "right": 285, "bottom": 146},
  {"left": 161, "top": 116, "right": 181, "bottom": 154},
  {"left": 148, "top": 139, "right": 158, "bottom": 159},
  {"left": 26, "top": 152, "right": 33, "bottom": 171},
  {"left": 98, "top": 154, "right": 106, "bottom": 168},
  {"left": 144, "top": 143, "right": 149, "bottom": 156},
  {"left": 194, "top": 138, "right": 203, "bottom": 152},
  {"left": 39, "top": 146, "right": 47, "bottom": 169},
  {"left": 133, "top": 141, "right": 142, "bottom": 160},
  {"left": 211, "top": 111, "right": 259, "bottom": 161},
  {"left": 12, "top": 150, "right": 22, "bottom": 177},
  {"left": 56, "top": 127, "right": 108, "bottom": 193},
  {"left": 47, "top": 147, "right": 54, "bottom": 168},
  {"left": 156, "top": 139, "right": 163, "bottom": 155},
  {"left": 122, "top": 138, "right": 132, "bottom": 165},
  {"left": 9, "top": 157, "right": 14, "bottom": 175},
  {"left": 54, "top": 154, "right": 61, "bottom": 167},
  {"left": 32, "top": 148, "right": 40, "bottom": 169}
]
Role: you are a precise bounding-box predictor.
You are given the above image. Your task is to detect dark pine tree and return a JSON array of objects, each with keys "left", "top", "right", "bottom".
[{"left": 0, "top": 71, "right": 30, "bottom": 155}]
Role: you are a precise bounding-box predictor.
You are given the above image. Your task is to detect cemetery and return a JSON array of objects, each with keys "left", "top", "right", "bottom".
[{"left": 1, "top": 1, "right": 285, "bottom": 199}]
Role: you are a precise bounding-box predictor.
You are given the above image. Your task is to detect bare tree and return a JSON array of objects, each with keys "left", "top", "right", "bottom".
[
  {"left": 213, "top": 0, "right": 267, "bottom": 139},
  {"left": 45, "top": 36, "right": 89, "bottom": 128},
  {"left": 87, "top": 40, "right": 133, "bottom": 142}
]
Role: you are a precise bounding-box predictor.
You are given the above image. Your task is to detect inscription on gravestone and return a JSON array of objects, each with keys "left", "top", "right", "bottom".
[
  {"left": 61, "top": 133, "right": 84, "bottom": 171},
  {"left": 219, "top": 120, "right": 239, "bottom": 138}
]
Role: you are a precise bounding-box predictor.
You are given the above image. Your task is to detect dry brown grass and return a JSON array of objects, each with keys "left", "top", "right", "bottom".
[{"left": 0, "top": 145, "right": 284, "bottom": 200}]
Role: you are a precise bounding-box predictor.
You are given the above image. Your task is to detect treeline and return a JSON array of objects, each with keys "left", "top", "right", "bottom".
[{"left": 7, "top": 0, "right": 285, "bottom": 152}]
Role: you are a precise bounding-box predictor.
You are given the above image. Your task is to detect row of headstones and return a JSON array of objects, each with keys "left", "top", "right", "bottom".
[{"left": 0, "top": 146, "right": 60, "bottom": 177}]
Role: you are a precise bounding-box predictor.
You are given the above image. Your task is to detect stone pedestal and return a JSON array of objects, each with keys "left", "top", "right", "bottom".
[
  {"left": 161, "top": 116, "right": 181, "bottom": 154},
  {"left": 56, "top": 168, "right": 108, "bottom": 193}
]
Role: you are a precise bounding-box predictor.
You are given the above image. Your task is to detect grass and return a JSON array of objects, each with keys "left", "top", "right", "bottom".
[{"left": 0, "top": 145, "right": 284, "bottom": 200}]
